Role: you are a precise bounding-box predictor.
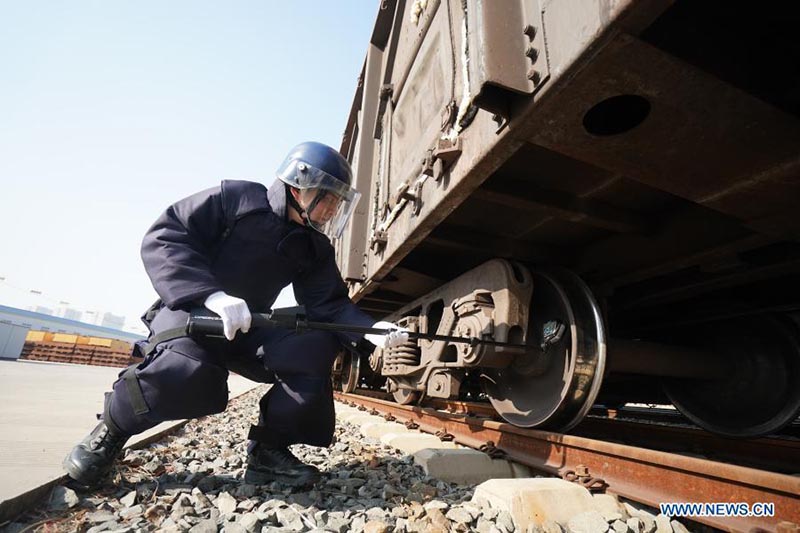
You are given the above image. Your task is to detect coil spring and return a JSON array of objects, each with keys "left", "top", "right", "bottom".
[{"left": 384, "top": 341, "right": 421, "bottom": 366}]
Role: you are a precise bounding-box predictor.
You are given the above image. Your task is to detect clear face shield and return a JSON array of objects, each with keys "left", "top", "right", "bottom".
[{"left": 279, "top": 160, "right": 361, "bottom": 240}]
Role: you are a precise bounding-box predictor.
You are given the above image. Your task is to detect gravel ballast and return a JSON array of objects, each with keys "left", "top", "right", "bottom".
[{"left": 1, "top": 385, "right": 693, "bottom": 532}]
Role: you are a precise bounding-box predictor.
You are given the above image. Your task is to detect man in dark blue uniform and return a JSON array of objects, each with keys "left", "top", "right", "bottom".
[{"left": 64, "top": 142, "right": 407, "bottom": 488}]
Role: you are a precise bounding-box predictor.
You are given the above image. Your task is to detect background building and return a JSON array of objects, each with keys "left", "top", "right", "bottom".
[
  {"left": 100, "top": 312, "right": 125, "bottom": 330},
  {"left": 60, "top": 308, "right": 83, "bottom": 321}
]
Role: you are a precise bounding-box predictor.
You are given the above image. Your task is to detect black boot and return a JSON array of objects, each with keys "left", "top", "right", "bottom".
[
  {"left": 244, "top": 444, "right": 320, "bottom": 486},
  {"left": 63, "top": 420, "right": 130, "bottom": 488}
]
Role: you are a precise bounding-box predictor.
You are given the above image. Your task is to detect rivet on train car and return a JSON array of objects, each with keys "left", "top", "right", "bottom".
[
  {"left": 523, "top": 25, "right": 537, "bottom": 39},
  {"left": 527, "top": 68, "right": 542, "bottom": 85},
  {"left": 525, "top": 46, "right": 539, "bottom": 62}
]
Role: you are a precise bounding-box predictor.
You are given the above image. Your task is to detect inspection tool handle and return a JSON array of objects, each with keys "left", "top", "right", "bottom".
[{"left": 186, "top": 309, "right": 533, "bottom": 349}]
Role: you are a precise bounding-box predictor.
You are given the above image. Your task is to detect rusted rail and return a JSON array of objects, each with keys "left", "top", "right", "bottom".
[
  {"left": 420, "top": 395, "right": 800, "bottom": 474},
  {"left": 335, "top": 392, "right": 800, "bottom": 532},
  {"left": 576, "top": 416, "right": 800, "bottom": 475}
]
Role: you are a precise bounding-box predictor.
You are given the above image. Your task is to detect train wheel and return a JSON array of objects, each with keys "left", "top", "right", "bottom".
[
  {"left": 663, "top": 315, "right": 800, "bottom": 437},
  {"left": 337, "top": 350, "right": 360, "bottom": 393},
  {"left": 483, "top": 269, "right": 607, "bottom": 431},
  {"left": 390, "top": 379, "right": 421, "bottom": 405}
]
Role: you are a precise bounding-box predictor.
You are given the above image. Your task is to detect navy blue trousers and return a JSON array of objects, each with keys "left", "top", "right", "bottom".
[{"left": 105, "top": 308, "right": 341, "bottom": 448}]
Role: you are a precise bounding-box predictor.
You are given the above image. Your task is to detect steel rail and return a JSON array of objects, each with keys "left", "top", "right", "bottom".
[
  {"left": 335, "top": 392, "right": 800, "bottom": 533},
  {"left": 575, "top": 417, "right": 800, "bottom": 475},
  {"left": 419, "top": 396, "right": 800, "bottom": 474}
]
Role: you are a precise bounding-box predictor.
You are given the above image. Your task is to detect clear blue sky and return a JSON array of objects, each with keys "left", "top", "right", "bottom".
[{"left": 0, "top": 1, "right": 377, "bottom": 334}]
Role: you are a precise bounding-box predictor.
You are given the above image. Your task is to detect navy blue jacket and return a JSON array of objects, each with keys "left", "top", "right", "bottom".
[{"left": 140, "top": 179, "right": 373, "bottom": 342}]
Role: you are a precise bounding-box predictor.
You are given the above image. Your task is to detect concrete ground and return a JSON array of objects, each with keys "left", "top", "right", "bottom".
[{"left": 0, "top": 359, "right": 261, "bottom": 508}]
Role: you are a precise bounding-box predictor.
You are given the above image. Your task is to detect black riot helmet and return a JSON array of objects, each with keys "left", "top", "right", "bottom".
[{"left": 276, "top": 142, "right": 361, "bottom": 240}]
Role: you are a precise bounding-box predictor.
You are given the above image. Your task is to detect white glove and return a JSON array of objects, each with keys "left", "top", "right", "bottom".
[
  {"left": 365, "top": 320, "right": 410, "bottom": 349},
  {"left": 203, "top": 291, "right": 251, "bottom": 341}
]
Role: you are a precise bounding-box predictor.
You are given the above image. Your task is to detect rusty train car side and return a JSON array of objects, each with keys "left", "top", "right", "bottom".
[{"left": 333, "top": 0, "right": 800, "bottom": 437}]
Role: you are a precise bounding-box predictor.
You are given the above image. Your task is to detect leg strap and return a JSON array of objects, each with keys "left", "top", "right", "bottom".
[
  {"left": 141, "top": 326, "right": 188, "bottom": 358},
  {"left": 121, "top": 365, "right": 151, "bottom": 416}
]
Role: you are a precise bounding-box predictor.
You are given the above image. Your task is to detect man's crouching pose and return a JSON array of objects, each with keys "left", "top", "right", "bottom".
[{"left": 64, "top": 142, "right": 407, "bottom": 488}]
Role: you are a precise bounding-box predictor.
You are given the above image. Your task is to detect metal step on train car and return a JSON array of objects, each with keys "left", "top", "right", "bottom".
[{"left": 331, "top": 0, "right": 800, "bottom": 438}]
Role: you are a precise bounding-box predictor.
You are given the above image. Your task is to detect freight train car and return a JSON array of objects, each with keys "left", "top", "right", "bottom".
[{"left": 332, "top": 0, "right": 800, "bottom": 437}]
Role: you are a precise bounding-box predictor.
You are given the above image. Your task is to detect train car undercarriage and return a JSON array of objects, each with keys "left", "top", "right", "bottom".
[{"left": 335, "top": 259, "right": 800, "bottom": 438}]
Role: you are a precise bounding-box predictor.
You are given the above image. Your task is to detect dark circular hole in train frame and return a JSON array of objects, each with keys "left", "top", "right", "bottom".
[{"left": 582, "top": 94, "right": 651, "bottom": 136}]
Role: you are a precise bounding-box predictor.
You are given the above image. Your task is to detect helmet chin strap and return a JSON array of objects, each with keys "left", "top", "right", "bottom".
[
  {"left": 287, "top": 186, "right": 326, "bottom": 231},
  {"left": 286, "top": 186, "right": 310, "bottom": 227}
]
